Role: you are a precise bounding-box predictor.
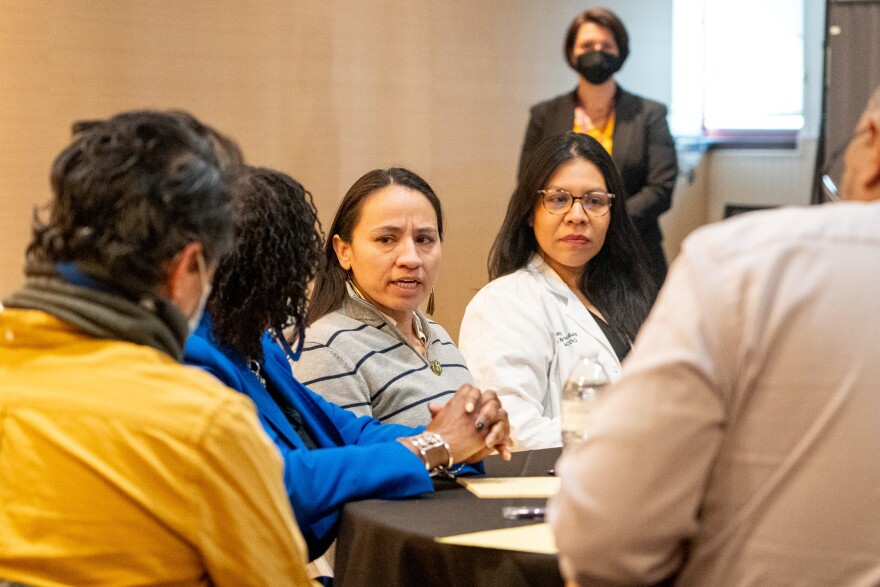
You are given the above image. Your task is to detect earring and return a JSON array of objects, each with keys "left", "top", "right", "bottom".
[
  {"left": 427, "top": 289, "right": 435, "bottom": 315},
  {"left": 347, "top": 270, "right": 369, "bottom": 303}
]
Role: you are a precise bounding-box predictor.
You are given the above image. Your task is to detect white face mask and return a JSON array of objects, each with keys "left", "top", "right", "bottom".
[{"left": 188, "top": 251, "right": 212, "bottom": 333}]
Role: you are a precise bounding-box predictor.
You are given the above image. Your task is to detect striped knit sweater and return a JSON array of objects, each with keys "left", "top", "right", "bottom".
[{"left": 292, "top": 292, "right": 473, "bottom": 428}]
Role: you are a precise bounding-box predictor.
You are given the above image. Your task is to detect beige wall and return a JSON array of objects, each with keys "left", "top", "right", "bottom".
[
  {"left": 0, "top": 1, "right": 822, "bottom": 341},
  {"left": 659, "top": 149, "right": 709, "bottom": 260},
  {"left": 0, "top": 0, "right": 676, "bottom": 342}
]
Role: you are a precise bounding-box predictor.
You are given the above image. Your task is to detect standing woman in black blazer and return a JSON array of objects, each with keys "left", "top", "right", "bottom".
[{"left": 518, "top": 7, "right": 678, "bottom": 284}]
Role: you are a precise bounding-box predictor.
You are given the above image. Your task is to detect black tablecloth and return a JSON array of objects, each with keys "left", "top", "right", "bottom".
[{"left": 334, "top": 448, "right": 563, "bottom": 587}]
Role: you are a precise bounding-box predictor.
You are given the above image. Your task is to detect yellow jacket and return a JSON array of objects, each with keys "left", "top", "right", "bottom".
[{"left": 0, "top": 308, "right": 315, "bottom": 587}]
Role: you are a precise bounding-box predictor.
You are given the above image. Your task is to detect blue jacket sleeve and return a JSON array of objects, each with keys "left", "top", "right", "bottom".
[
  {"left": 185, "top": 325, "right": 481, "bottom": 559},
  {"left": 267, "top": 422, "right": 433, "bottom": 559},
  {"left": 184, "top": 330, "right": 434, "bottom": 560},
  {"left": 300, "top": 374, "right": 484, "bottom": 475},
  {"left": 310, "top": 387, "right": 427, "bottom": 444}
]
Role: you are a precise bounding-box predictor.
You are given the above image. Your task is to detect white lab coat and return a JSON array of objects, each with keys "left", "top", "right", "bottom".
[{"left": 459, "top": 255, "right": 621, "bottom": 449}]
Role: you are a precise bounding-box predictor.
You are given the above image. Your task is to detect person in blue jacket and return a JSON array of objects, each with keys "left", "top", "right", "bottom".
[{"left": 184, "top": 165, "right": 512, "bottom": 561}]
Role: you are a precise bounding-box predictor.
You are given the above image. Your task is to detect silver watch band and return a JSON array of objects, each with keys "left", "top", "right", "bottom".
[{"left": 408, "top": 431, "right": 453, "bottom": 476}]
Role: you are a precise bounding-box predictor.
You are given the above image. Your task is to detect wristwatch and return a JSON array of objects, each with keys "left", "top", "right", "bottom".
[{"left": 408, "top": 431, "right": 454, "bottom": 476}]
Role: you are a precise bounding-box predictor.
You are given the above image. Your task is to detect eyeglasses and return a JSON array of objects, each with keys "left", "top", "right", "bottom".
[
  {"left": 821, "top": 141, "right": 847, "bottom": 202},
  {"left": 538, "top": 189, "right": 615, "bottom": 216},
  {"left": 821, "top": 126, "right": 871, "bottom": 202}
]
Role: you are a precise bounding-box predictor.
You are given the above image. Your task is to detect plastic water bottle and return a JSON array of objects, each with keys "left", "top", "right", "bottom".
[{"left": 561, "top": 350, "right": 610, "bottom": 448}]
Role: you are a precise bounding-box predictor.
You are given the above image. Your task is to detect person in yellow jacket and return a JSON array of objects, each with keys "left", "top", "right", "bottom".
[{"left": 0, "top": 111, "right": 315, "bottom": 587}]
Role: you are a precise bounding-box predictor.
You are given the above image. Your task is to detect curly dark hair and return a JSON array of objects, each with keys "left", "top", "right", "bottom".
[
  {"left": 207, "top": 166, "right": 324, "bottom": 362},
  {"left": 72, "top": 111, "right": 244, "bottom": 169},
  {"left": 490, "top": 131, "right": 656, "bottom": 342},
  {"left": 29, "top": 110, "right": 233, "bottom": 296}
]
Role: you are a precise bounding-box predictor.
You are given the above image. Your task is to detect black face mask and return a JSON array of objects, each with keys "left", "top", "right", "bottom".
[{"left": 575, "top": 50, "right": 624, "bottom": 85}]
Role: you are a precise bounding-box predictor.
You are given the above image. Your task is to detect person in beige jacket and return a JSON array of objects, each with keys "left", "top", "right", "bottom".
[{"left": 549, "top": 89, "right": 880, "bottom": 586}]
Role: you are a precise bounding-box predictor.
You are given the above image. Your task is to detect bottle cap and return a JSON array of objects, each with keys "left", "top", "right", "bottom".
[{"left": 577, "top": 347, "right": 600, "bottom": 359}]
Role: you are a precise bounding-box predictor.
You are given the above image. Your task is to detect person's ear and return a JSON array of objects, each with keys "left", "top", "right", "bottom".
[
  {"left": 332, "top": 235, "right": 352, "bottom": 271},
  {"left": 863, "top": 111, "right": 880, "bottom": 189},
  {"left": 164, "top": 242, "right": 203, "bottom": 306}
]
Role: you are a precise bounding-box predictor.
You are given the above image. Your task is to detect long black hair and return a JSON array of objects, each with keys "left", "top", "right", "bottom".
[
  {"left": 307, "top": 167, "right": 443, "bottom": 325},
  {"left": 489, "top": 131, "right": 657, "bottom": 341},
  {"left": 208, "top": 166, "right": 324, "bottom": 362}
]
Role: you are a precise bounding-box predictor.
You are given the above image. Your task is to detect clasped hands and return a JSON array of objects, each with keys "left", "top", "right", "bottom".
[{"left": 425, "top": 384, "right": 513, "bottom": 464}]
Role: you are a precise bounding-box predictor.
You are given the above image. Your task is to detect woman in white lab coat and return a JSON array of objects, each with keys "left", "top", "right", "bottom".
[{"left": 460, "top": 131, "right": 658, "bottom": 449}]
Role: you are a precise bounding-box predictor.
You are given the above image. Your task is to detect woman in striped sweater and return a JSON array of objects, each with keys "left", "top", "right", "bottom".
[
  {"left": 297, "top": 168, "right": 470, "bottom": 428},
  {"left": 184, "top": 165, "right": 511, "bottom": 561}
]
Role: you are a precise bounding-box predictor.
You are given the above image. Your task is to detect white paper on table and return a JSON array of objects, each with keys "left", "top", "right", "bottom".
[
  {"left": 436, "top": 522, "right": 557, "bottom": 554},
  {"left": 457, "top": 476, "right": 561, "bottom": 498}
]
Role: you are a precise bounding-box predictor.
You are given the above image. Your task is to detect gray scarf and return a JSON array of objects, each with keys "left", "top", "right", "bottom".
[{"left": 4, "top": 262, "right": 189, "bottom": 360}]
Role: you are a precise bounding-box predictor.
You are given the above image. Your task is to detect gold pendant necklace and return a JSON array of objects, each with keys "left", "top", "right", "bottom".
[{"left": 430, "top": 360, "right": 442, "bottom": 376}]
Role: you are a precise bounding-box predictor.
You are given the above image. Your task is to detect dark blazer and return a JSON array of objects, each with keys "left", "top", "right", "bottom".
[{"left": 518, "top": 87, "right": 678, "bottom": 278}]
